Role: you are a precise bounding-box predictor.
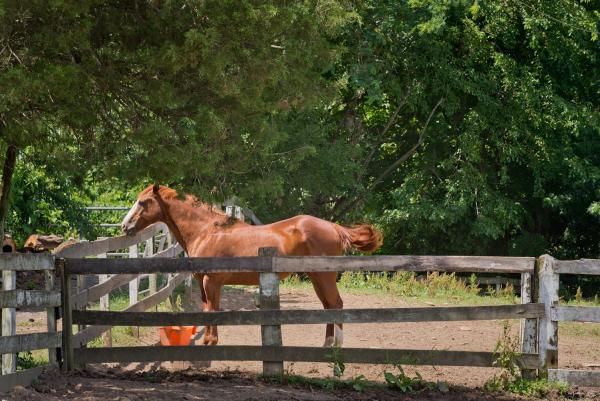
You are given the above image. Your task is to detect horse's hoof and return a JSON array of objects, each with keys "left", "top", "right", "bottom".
[{"left": 203, "top": 336, "right": 218, "bottom": 346}]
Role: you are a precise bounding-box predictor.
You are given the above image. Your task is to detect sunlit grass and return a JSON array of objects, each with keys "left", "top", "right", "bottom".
[{"left": 282, "top": 272, "right": 519, "bottom": 305}]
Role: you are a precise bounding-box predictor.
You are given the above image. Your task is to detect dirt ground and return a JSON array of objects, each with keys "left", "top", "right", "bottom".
[{"left": 10, "top": 286, "right": 600, "bottom": 400}]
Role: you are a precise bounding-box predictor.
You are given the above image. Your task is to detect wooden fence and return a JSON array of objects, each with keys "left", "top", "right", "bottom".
[
  {"left": 0, "top": 253, "right": 59, "bottom": 392},
  {"left": 61, "top": 250, "right": 543, "bottom": 376},
  {"left": 0, "top": 203, "right": 261, "bottom": 392},
  {"left": 0, "top": 222, "right": 186, "bottom": 392},
  {"left": 539, "top": 255, "right": 600, "bottom": 387},
  {"left": 2, "top": 247, "right": 600, "bottom": 391}
]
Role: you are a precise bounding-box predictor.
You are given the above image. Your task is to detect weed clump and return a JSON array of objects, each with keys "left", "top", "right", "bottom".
[{"left": 485, "top": 320, "right": 570, "bottom": 398}]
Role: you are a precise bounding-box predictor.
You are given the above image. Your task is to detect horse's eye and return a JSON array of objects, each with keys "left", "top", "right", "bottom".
[{"left": 138, "top": 200, "right": 148, "bottom": 209}]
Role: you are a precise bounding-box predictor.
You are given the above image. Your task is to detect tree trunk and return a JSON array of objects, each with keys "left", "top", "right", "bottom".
[{"left": 0, "top": 143, "right": 18, "bottom": 242}]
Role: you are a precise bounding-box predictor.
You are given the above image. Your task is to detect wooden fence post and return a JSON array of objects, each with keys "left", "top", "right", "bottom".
[
  {"left": 146, "top": 237, "right": 157, "bottom": 295},
  {"left": 45, "top": 269, "right": 59, "bottom": 365},
  {"left": 129, "top": 244, "right": 139, "bottom": 338},
  {"left": 98, "top": 252, "right": 112, "bottom": 347},
  {"left": 259, "top": 247, "right": 282, "bottom": 376},
  {"left": 538, "top": 254, "right": 559, "bottom": 375},
  {"left": 2, "top": 269, "right": 16, "bottom": 374},
  {"left": 520, "top": 271, "right": 537, "bottom": 378},
  {"left": 183, "top": 275, "right": 194, "bottom": 312},
  {"left": 59, "top": 260, "right": 74, "bottom": 372}
]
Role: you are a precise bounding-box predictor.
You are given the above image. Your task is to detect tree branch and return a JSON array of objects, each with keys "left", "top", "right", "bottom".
[
  {"left": 363, "top": 87, "right": 413, "bottom": 168},
  {"left": 368, "top": 97, "right": 444, "bottom": 190},
  {"left": 331, "top": 97, "right": 444, "bottom": 221}
]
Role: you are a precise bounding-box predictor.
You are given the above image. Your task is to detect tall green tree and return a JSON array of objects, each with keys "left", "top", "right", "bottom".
[
  {"left": 0, "top": 0, "right": 353, "bottom": 241},
  {"left": 250, "top": 0, "right": 600, "bottom": 259}
]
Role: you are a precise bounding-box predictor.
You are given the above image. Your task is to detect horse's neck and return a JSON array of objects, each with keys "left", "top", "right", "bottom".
[{"left": 160, "top": 197, "right": 226, "bottom": 252}]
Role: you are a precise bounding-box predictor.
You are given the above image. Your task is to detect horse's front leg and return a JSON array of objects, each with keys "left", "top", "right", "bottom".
[{"left": 202, "top": 274, "right": 223, "bottom": 345}]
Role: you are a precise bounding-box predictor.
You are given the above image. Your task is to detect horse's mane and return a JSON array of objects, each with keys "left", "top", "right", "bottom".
[{"left": 154, "top": 185, "right": 233, "bottom": 223}]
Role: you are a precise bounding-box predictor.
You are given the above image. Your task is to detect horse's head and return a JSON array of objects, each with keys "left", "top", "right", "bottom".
[{"left": 121, "top": 184, "right": 166, "bottom": 236}]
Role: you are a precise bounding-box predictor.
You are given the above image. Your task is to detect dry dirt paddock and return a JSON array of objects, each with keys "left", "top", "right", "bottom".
[{"left": 5, "top": 286, "right": 600, "bottom": 400}]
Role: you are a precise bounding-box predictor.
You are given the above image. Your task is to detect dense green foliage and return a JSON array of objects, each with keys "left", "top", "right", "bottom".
[
  {"left": 252, "top": 0, "right": 600, "bottom": 261},
  {"left": 1, "top": 1, "right": 599, "bottom": 268},
  {"left": 0, "top": 0, "right": 351, "bottom": 241}
]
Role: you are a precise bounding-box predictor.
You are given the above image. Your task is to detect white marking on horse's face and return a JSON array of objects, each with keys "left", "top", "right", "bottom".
[{"left": 121, "top": 200, "right": 142, "bottom": 235}]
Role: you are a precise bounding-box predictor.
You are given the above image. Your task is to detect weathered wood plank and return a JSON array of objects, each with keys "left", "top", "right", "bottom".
[
  {"left": 71, "top": 245, "right": 182, "bottom": 309},
  {"left": 73, "top": 273, "right": 188, "bottom": 347},
  {"left": 152, "top": 243, "right": 183, "bottom": 258},
  {"left": 128, "top": 245, "right": 139, "bottom": 339},
  {"left": 0, "top": 332, "right": 62, "bottom": 354},
  {"left": 520, "top": 272, "right": 538, "bottom": 379},
  {"left": 548, "top": 369, "right": 600, "bottom": 387},
  {"left": 64, "top": 256, "right": 273, "bottom": 274},
  {"left": 75, "top": 345, "right": 540, "bottom": 369},
  {"left": 60, "top": 262, "right": 74, "bottom": 372},
  {"left": 2, "top": 269, "right": 16, "bottom": 374},
  {"left": 538, "top": 255, "right": 559, "bottom": 371},
  {"left": 64, "top": 255, "right": 534, "bottom": 275},
  {"left": 0, "top": 253, "right": 55, "bottom": 271},
  {"left": 45, "top": 269, "right": 59, "bottom": 365},
  {"left": 55, "top": 223, "right": 167, "bottom": 258},
  {"left": 72, "top": 304, "right": 546, "bottom": 327},
  {"left": 554, "top": 259, "right": 600, "bottom": 275},
  {"left": 72, "top": 274, "right": 136, "bottom": 309},
  {"left": 0, "top": 289, "right": 62, "bottom": 308},
  {"left": 259, "top": 247, "right": 282, "bottom": 376},
  {"left": 0, "top": 365, "right": 50, "bottom": 393},
  {"left": 273, "top": 256, "right": 535, "bottom": 273},
  {"left": 551, "top": 306, "right": 600, "bottom": 323}
]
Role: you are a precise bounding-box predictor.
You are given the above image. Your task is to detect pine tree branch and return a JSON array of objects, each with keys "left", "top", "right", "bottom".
[{"left": 0, "top": 142, "right": 18, "bottom": 241}]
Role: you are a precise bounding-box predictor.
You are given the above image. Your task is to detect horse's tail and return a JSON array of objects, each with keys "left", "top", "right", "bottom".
[{"left": 334, "top": 223, "right": 383, "bottom": 253}]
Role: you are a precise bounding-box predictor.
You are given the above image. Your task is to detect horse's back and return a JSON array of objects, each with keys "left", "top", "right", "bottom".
[{"left": 193, "top": 214, "right": 343, "bottom": 257}]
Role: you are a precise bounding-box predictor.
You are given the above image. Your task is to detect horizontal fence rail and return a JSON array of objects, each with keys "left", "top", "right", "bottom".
[
  {"left": 55, "top": 222, "right": 167, "bottom": 258},
  {"left": 76, "top": 345, "right": 541, "bottom": 369},
  {"left": 64, "top": 255, "right": 535, "bottom": 275},
  {"left": 0, "top": 332, "right": 62, "bottom": 354},
  {"left": 71, "top": 243, "right": 183, "bottom": 309},
  {"left": 0, "top": 254, "right": 55, "bottom": 271},
  {"left": 73, "top": 273, "right": 189, "bottom": 347},
  {"left": 551, "top": 306, "right": 600, "bottom": 323},
  {"left": 549, "top": 370, "right": 600, "bottom": 387},
  {"left": 554, "top": 259, "right": 600, "bottom": 275},
  {"left": 0, "top": 290, "right": 61, "bottom": 309},
  {"left": 72, "top": 304, "right": 545, "bottom": 327}
]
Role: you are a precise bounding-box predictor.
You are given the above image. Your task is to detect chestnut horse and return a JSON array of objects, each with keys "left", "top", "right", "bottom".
[{"left": 121, "top": 184, "right": 382, "bottom": 346}]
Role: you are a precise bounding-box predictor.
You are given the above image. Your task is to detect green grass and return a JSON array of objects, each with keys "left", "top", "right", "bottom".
[
  {"left": 86, "top": 281, "right": 185, "bottom": 348},
  {"left": 282, "top": 272, "right": 519, "bottom": 305},
  {"left": 560, "top": 321, "right": 600, "bottom": 338},
  {"left": 16, "top": 349, "right": 48, "bottom": 370}
]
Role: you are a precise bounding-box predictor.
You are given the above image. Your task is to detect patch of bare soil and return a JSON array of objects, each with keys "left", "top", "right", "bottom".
[
  {"left": 7, "top": 287, "right": 600, "bottom": 400},
  {"left": 140, "top": 287, "right": 597, "bottom": 388},
  {"left": 3, "top": 367, "right": 554, "bottom": 401}
]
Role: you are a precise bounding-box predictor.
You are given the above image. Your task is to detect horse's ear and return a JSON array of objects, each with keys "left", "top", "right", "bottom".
[{"left": 152, "top": 184, "right": 160, "bottom": 194}]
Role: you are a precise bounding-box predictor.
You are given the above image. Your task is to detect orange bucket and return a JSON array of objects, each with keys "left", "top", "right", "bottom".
[{"left": 159, "top": 326, "right": 197, "bottom": 346}]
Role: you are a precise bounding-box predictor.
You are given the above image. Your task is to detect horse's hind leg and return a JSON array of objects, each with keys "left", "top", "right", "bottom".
[
  {"left": 193, "top": 273, "right": 210, "bottom": 342},
  {"left": 201, "top": 274, "right": 223, "bottom": 345},
  {"left": 308, "top": 272, "right": 344, "bottom": 347}
]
